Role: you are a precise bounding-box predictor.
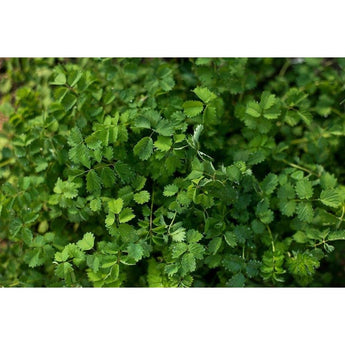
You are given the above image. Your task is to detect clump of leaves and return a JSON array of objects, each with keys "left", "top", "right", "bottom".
[{"left": 1, "top": 57, "right": 345, "bottom": 287}]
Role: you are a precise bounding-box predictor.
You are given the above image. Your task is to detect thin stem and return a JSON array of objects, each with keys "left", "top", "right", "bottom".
[
  {"left": 0, "top": 158, "right": 14, "bottom": 168},
  {"left": 280, "top": 158, "right": 320, "bottom": 177},
  {"left": 71, "top": 163, "right": 115, "bottom": 179},
  {"left": 289, "top": 137, "right": 309, "bottom": 145},
  {"left": 117, "top": 250, "right": 121, "bottom": 264},
  {"left": 279, "top": 59, "right": 291, "bottom": 77},
  {"left": 149, "top": 189, "right": 155, "bottom": 236},
  {"left": 167, "top": 211, "right": 177, "bottom": 235},
  {"left": 314, "top": 240, "right": 327, "bottom": 248},
  {"left": 266, "top": 224, "right": 275, "bottom": 252},
  {"left": 337, "top": 206, "right": 345, "bottom": 229}
]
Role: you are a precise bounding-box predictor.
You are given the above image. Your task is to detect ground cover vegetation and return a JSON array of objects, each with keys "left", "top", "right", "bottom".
[{"left": 1, "top": 58, "right": 345, "bottom": 287}]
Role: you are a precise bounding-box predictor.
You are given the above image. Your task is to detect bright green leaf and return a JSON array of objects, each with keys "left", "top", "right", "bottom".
[
  {"left": 77, "top": 232, "right": 95, "bottom": 251},
  {"left": 183, "top": 100, "right": 204, "bottom": 117}
]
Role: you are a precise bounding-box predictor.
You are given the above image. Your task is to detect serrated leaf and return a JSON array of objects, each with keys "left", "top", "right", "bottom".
[
  {"left": 156, "top": 119, "right": 174, "bottom": 136},
  {"left": 186, "top": 229, "right": 203, "bottom": 243},
  {"left": 297, "top": 110, "right": 312, "bottom": 126},
  {"left": 85, "top": 133, "right": 102, "bottom": 150},
  {"left": 55, "top": 262, "right": 74, "bottom": 280},
  {"left": 108, "top": 198, "right": 123, "bottom": 214},
  {"left": 118, "top": 186, "right": 134, "bottom": 204},
  {"left": 183, "top": 100, "right": 204, "bottom": 117},
  {"left": 171, "top": 243, "right": 188, "bottom": 258},
  {"left": 293, "top": 231, "right": 308, "bottom": 244},
  {"left": 115, "top": 224, "right": 138, "bottom": 243},
  {"left": 100, "top": 167, "right": 116, "bottom": 188},
  {"left": 69, "top": 70, "right": 83, "bottom": 87},
  {"left": 246, "top": 260, "right": 260, "bottom": 278},
  {"left": 208, "top": 237, "right": 222, "bottom": 255},
  {"left": 28, "top": 249, "right": 44, "bottom": 268},
  {"left": 77, "top": 233, "right": 95, "bottom": 251},
  {"left": 192, "top": 124, "right": 203, "bottom": 145},
  {"left": 86, "top": 170, "right": 102, "bottom": 194},
  {"left": 90, "top": 198, "right": 101, "bottom": 212},
  {"left": 188, "top": 243, "right": 205, "bottom": 259},
  {"left": 55, "top": 251, "right": 69, "bottom": 262},
  {"left": 193, "top": 87, "right": 217, "bottom": 103},
  {"left": 256, "top": 200, "right": 274, "bottom": 224},
  {"left": 263, "top": 107, "right": 280, "bottom": 120},
  {"left": 127, "top": 243, "right": 144, "bottom": 261},
  {"left": 260, "top": 91, "right": 276, "bottom": 110},
  {"left": 295, "top": 179, "right": 313, "bottom": 200},
  {"left": 320, "top": 189, "right": 341, "bottom": 208},
  {"left": 68, "top": 143, "right": 91, "bottom": 168},
  {"left": 320, "top": 173, "right": 337, "bottom": 190},
  {"left": 287, "top": 251, "right": 319, "bottom": 283},
  {"left": 163, "top": 184, "right": 178, "bottom": 196},
  {"left": 154, "top": 136, "right": 172, "bottom": 152},
  {"left": 328, "top": 230, "right": 345, "bottom": 241},
  {"left": 34, "top": 159, "right": 48, "bottom": 172},
  {"left": 204, "top": 105, "right": 217, "bottom": 123},
  {"left": 105, "top": 212, "right": 115, "bottom": 227},
  {"left": 277, "top": 183, "right": 295, "bottom": 200},
  {"left": 291, "top": 170, "right": 304, "bottom": 180},
  {"left": 228, "top": 272, "right": 246, "bottom": 287},
  {"left": 280, "top": 199, "right": 296, "bottom": 217},
  {"left": 134, "top": 116, "right": 151, "bottom": 129},
  {"left": 133, "top": 191, "right": 150, "bottom": 204},
  {"left": 181, "top": 253, "right": 196, "bottom": 273},
  {"left": 54, "top": 178, "right": 79, "bottom": 199},
  {"left": 52, "top": 73, "right": 66, "bottom": 85},
  {"left": 223, "top": 255, "right": 244, "bottom": 273},
  {"left": 171, "top": 227, "right": 186, "bottom": 242},
  {"left": 226, "top": 165, "right": 241, "bottom": 182},
  {"left": 68, "top": 127, "right": 83, "bottom": 146},
  {"left": 133, "top": 136, "right": 153, "bottom": 160},
  {"left": 297, "top": 202, "right": 314, "bottom": 223},
  {"left": 224, "top": 231, "right": 237, "bottom": 248},
  {"left": 261, "top": 173, "right": 278, "bottom": 195},
  {"left": 246, "top": 101, "right": 261, "bottom": 118},
  {"left": 119, "top": 207, "right": 135, "bottom": 223},
  {"left": 164, "top": 264, "right": 179, "bottom": 277}
]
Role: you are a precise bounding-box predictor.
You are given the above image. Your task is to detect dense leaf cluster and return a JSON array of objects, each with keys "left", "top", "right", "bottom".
[{"left": 1, "top": 58, "right": 345, "bottom": 287}]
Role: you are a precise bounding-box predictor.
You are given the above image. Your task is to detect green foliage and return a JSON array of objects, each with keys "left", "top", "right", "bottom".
[
  {"left": 295, "top": 179, "right": 313, "bottom": 200},
  {"left": 133, "top": 137, "right": 153, "bottom": 161},
  {"left": 320, "top": 189, "right": 342, "bottom": 208},
  {"left": 2, "top": 57, "right": 345, "bottom": 287},
  {"left": 183, "top": 101, "right": 204, "bottom": 117},
  {"left": 133, "top": 191, "right": 150, "bottom": 204},
  {"left": 108, "top": 198, "right": 123, "bottom": 214},
  {"left": 287, "top": 250, "right": 321, "bottom": 286},
  {"left": 77, "top": 233, "right": 95, "bottom": 251},
  {"left": 163, "top": 184, "right": 179, "bottom": 197},
  {"left": 193, "top": 87, "right": 217, "bottom": 104}
]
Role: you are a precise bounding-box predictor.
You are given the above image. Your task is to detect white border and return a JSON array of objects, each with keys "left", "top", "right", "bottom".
[
  {"left": 1, "top": 2, "right": 344, "bottom": 344},
  {"left": 1, "top": 0, "right": 345, "bottom": 56},
  {"left": 0, "top": 288, "right": 344, "bottom": 344}
]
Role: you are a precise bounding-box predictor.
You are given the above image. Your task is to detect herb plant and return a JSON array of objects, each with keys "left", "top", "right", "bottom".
[{"left": 1, "top": 58, "right": 345, "bottom": 287}]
